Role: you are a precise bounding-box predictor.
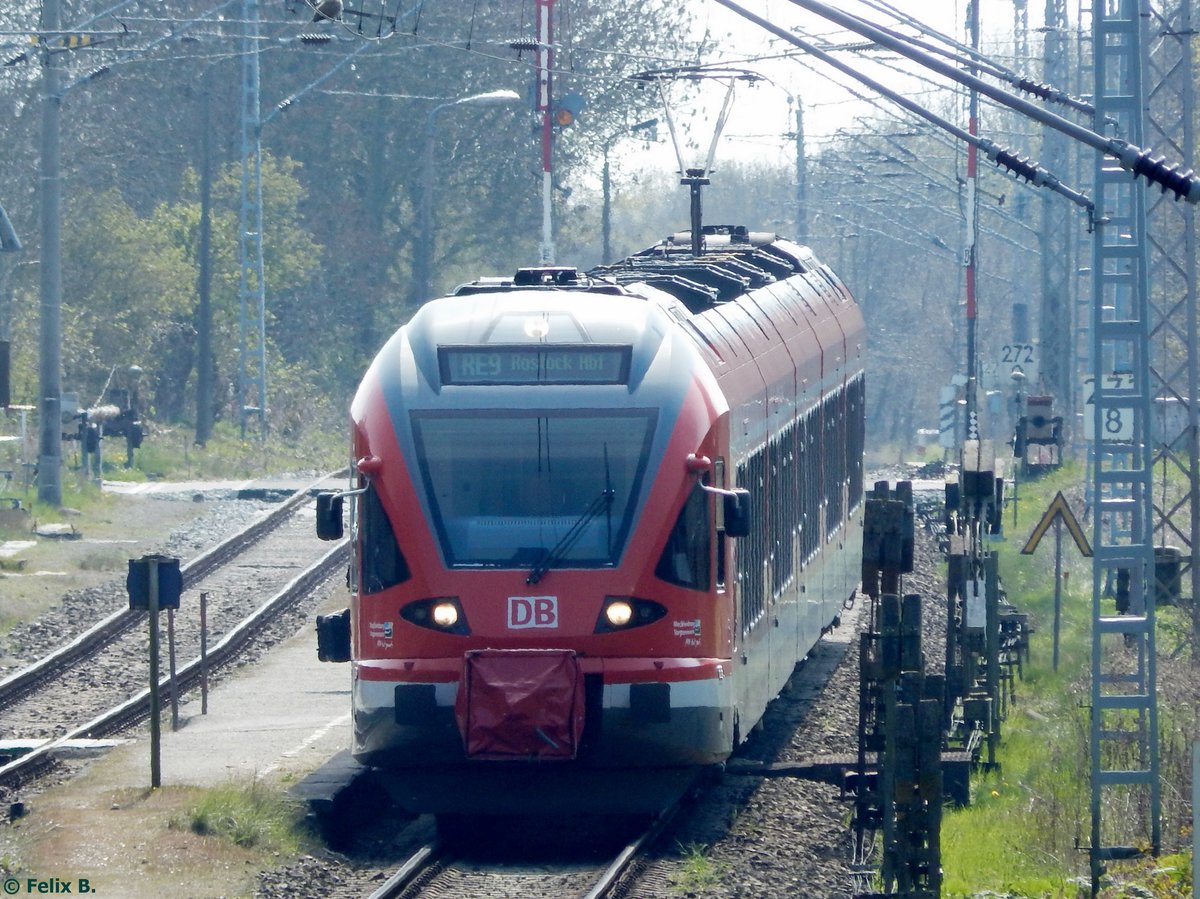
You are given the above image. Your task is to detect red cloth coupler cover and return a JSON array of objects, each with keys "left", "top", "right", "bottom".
[{"left": 455, "top": 649, "right": 585, "bottom": 760}]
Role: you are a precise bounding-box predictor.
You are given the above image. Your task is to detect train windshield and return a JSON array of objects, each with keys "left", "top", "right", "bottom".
[{"left": 412, "top": 409, "right": 657, "bottom": 568}]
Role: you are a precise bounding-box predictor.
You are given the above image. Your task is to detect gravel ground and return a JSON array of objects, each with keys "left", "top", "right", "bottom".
[
  {"left": 0, "top": 495, "right": 273, "bottom": 672},
  {"left": 0, "top": 484, "right": 327, "bottom": 896}
]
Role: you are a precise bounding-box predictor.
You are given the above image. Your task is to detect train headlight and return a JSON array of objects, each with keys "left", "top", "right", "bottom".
[
  {"left": 604, "top": 600, "right": 633, "bottom": 627},
  {"left": 400, "top": 598, "right": 469, "bottom": 635},
  {"left": 432, "top": 601, "right": 459, "bottom": 628},
  {"left": 595, "top": 597, "right": 667, "bottom": 633}
]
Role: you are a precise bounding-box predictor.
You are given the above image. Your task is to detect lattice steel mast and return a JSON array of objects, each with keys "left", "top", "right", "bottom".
[
  {"left": 1088, "top": 0, "right": 1160, "bottom": 888},
  {"left": 1144, "top": 0, "right": 1199, "bottom": 638}
]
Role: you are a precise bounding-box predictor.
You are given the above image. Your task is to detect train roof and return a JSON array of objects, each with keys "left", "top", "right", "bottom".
[{"left": 450, "top": 225, "right": 829, "bottom": 315}]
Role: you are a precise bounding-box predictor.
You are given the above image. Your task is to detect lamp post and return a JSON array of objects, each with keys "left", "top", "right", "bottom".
[
  {"left": 413, "top": 90, "right": 520, "bottom": 306},
  {"left": 600, "top": 119, "right": 658, "bottom": 264},
  {"left": 38, "top": 0, "right": 64, "bottom": 505},
  {"left": 0, "top": 203, "right": 21, "bottom": 412}
]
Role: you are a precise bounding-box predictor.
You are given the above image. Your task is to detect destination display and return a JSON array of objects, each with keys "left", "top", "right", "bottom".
[{"left": 439, "top": 346, "right": 630, "bottom": 385}]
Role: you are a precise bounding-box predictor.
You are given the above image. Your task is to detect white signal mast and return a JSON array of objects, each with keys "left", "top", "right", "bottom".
[{"left": 536, "top": 0, "right": 555, "bottom": 263}]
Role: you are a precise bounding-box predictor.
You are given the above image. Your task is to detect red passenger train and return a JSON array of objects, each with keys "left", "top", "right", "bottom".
[{"left": 315, "top": 225, "right": 866, "bottom": 814}]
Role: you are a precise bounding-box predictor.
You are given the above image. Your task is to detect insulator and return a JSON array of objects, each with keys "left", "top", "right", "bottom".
[
  {"left": 1016, "top": 78, "right": 1053, "bottom": 101},
  {"left": 990, "top": 147, "right": 1040, "bottom": 184},
  {"left": 1128, "top": 147, "right": 1196, "bottom": 200}
]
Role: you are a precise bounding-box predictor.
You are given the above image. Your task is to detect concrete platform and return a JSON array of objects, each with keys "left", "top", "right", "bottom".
[
  {"left": 99, "top": 612, "right": 353, "bottom": 787},
  {"left": 5, "top": 593, "right": 358, "bottom": 899}
]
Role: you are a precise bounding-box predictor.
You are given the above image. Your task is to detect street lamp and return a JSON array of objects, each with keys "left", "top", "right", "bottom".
[
  {"left": 413, "top": 89, "right": 521, "bottom": 305},
  {"left": 600, "top": 119, "right": 658, "bottom": 265},
  {"left": 0, "top": 204, "right": 20, "bottom": 254}
]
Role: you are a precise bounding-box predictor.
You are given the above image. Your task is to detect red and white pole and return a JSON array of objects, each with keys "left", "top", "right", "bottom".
[
  {"left": 964, "top": 0, "right": 980, "bottom": 440},
  {"left": 537, "top": 0, "right": 555, "bottom": 263}
]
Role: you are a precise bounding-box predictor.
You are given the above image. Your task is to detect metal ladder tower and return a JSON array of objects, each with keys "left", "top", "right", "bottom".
[
  {"left": 238, "top": 0, "right": 268, "bottom": 438},
  {"left": 1144, "top": 0, "right": 1200, "bottom": 633},
  {"left": 1013, "top": 0, "right": 1030, "bottom": 62},
  {"left": 1089, "top": 0, "right": 1161, "bottom": 889}
]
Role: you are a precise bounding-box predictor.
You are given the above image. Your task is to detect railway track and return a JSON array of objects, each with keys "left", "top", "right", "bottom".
[
  {"left": 344, "top": 798, "right": 689, "bottom": 899},
  {"left": 0, "top": 474, "right": 350, "bottom": 789}
]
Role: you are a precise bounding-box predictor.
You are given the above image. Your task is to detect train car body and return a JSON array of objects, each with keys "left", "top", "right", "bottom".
[{"left": 317, "top": 226, "right": 866, "bottom": 814}]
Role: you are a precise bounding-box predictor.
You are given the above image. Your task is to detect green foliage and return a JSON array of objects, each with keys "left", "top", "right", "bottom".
[
  {"left": 6, "top": 153, "right": 336, "bottom": 441},
  {"left": 56, "top": 188, "right": 196, "bottom": 415},
  {"left": 940, "top": 464, "right": 1200, "bottom": 896},
  {"left": 2, "top": 3, "right": 708, "bottom": 462},
  {"left": 110, "top": 420, "right": 345, "bottom": 482},
  {"left": 942, "top": 719, "right": 1084, "bottom": 895},
  {"left": 174, "top": 780, "right": 307, "bottom": 853},
  {"left": 672, "top": 842, "right": 728, "bottom": 895}
]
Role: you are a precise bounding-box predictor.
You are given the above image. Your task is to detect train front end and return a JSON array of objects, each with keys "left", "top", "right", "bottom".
[{"left": 317, "top": 270, "right": 740, "bottom": 812}]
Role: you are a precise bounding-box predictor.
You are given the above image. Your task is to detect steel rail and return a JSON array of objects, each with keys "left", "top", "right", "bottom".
[
  {"left": 583, "top": 778, "right": 695, "bottom": 899},
  {"left": 364, "top": 842, "right": 442, "bottom": 899},
  {"left": 0, "top": 538, "right": 350, "bottom": 789},
  {"left": 0, "top": 472, "right": 343, "bottom": 710},
  {"left": 359, "top": 772, "right": 696, "bottom": 899}
]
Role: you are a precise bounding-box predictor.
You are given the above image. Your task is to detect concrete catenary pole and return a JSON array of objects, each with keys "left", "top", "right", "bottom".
[
  {"left": 1040, "top": 0, "right": 1072, "bottom": 414},
  {"left": 38, "top": 0, "right": 64, "bottom": 506},
  {"left": 794, "top": 101, "right": 808, "bottom": 246}
]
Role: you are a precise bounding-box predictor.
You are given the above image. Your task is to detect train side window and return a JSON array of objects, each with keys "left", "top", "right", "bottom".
[
  {"left": 737, "top": 452, "right": 766, "bottom": 632},
  {"left": 715, "top": 458, "right": 727, "bottom": 589},
  {"left": 360, "top": 481, "right": 411, "bottom": 594},
  {"left": 847, "top": 375, "right": 866, "bottom": 510},
  {"left": 655, "top": 482, "right": 711, "bottom": 590}
]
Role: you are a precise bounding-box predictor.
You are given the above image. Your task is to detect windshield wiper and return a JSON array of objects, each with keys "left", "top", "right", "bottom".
[{"left": 526, "top": 487, "right": 614, "bottom": 585}]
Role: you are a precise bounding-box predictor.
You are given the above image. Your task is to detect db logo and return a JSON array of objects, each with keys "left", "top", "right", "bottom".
[{"left": 508, "top": 595, "right": 559, "bottom": 629}]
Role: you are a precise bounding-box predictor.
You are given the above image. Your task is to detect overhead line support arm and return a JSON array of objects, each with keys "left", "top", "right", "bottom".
[
  {"left": 770, "top": 0, "right": 1200, "bottom": 202},
  {"left": 711, "top": 0, "right": 1093, "bottom": 211}
]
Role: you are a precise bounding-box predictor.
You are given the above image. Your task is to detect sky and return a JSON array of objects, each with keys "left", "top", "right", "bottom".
[{"left": 632, "top": 0, "right": 1063, "bottom": 172}]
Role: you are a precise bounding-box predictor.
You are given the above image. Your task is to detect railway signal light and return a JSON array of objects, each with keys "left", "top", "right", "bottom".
[{"left": 554, "top": 93, "right": 584, "bottom": 127}]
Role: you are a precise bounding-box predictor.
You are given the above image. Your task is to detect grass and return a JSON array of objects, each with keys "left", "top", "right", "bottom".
[
  {"left": 673, "top": 842, "right": 728, "bottom": 895},
  {"left": 0, "top": 418, "right": 345, "bottom": 500},
  {"left": 942, "top": 719, "right": 1088, "bottom": 896},
  {"left": 940, "top": 463, "right": 1095, "bottom": 896},
  {"left": 172, "top": 779, "right": 309, "bottom": 853},
  {"left": 98, "top": 420, "right": 346, "bottom": 482},
  {"left": 937, "top": 461, "right": 1200, "bottom": 897}
]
